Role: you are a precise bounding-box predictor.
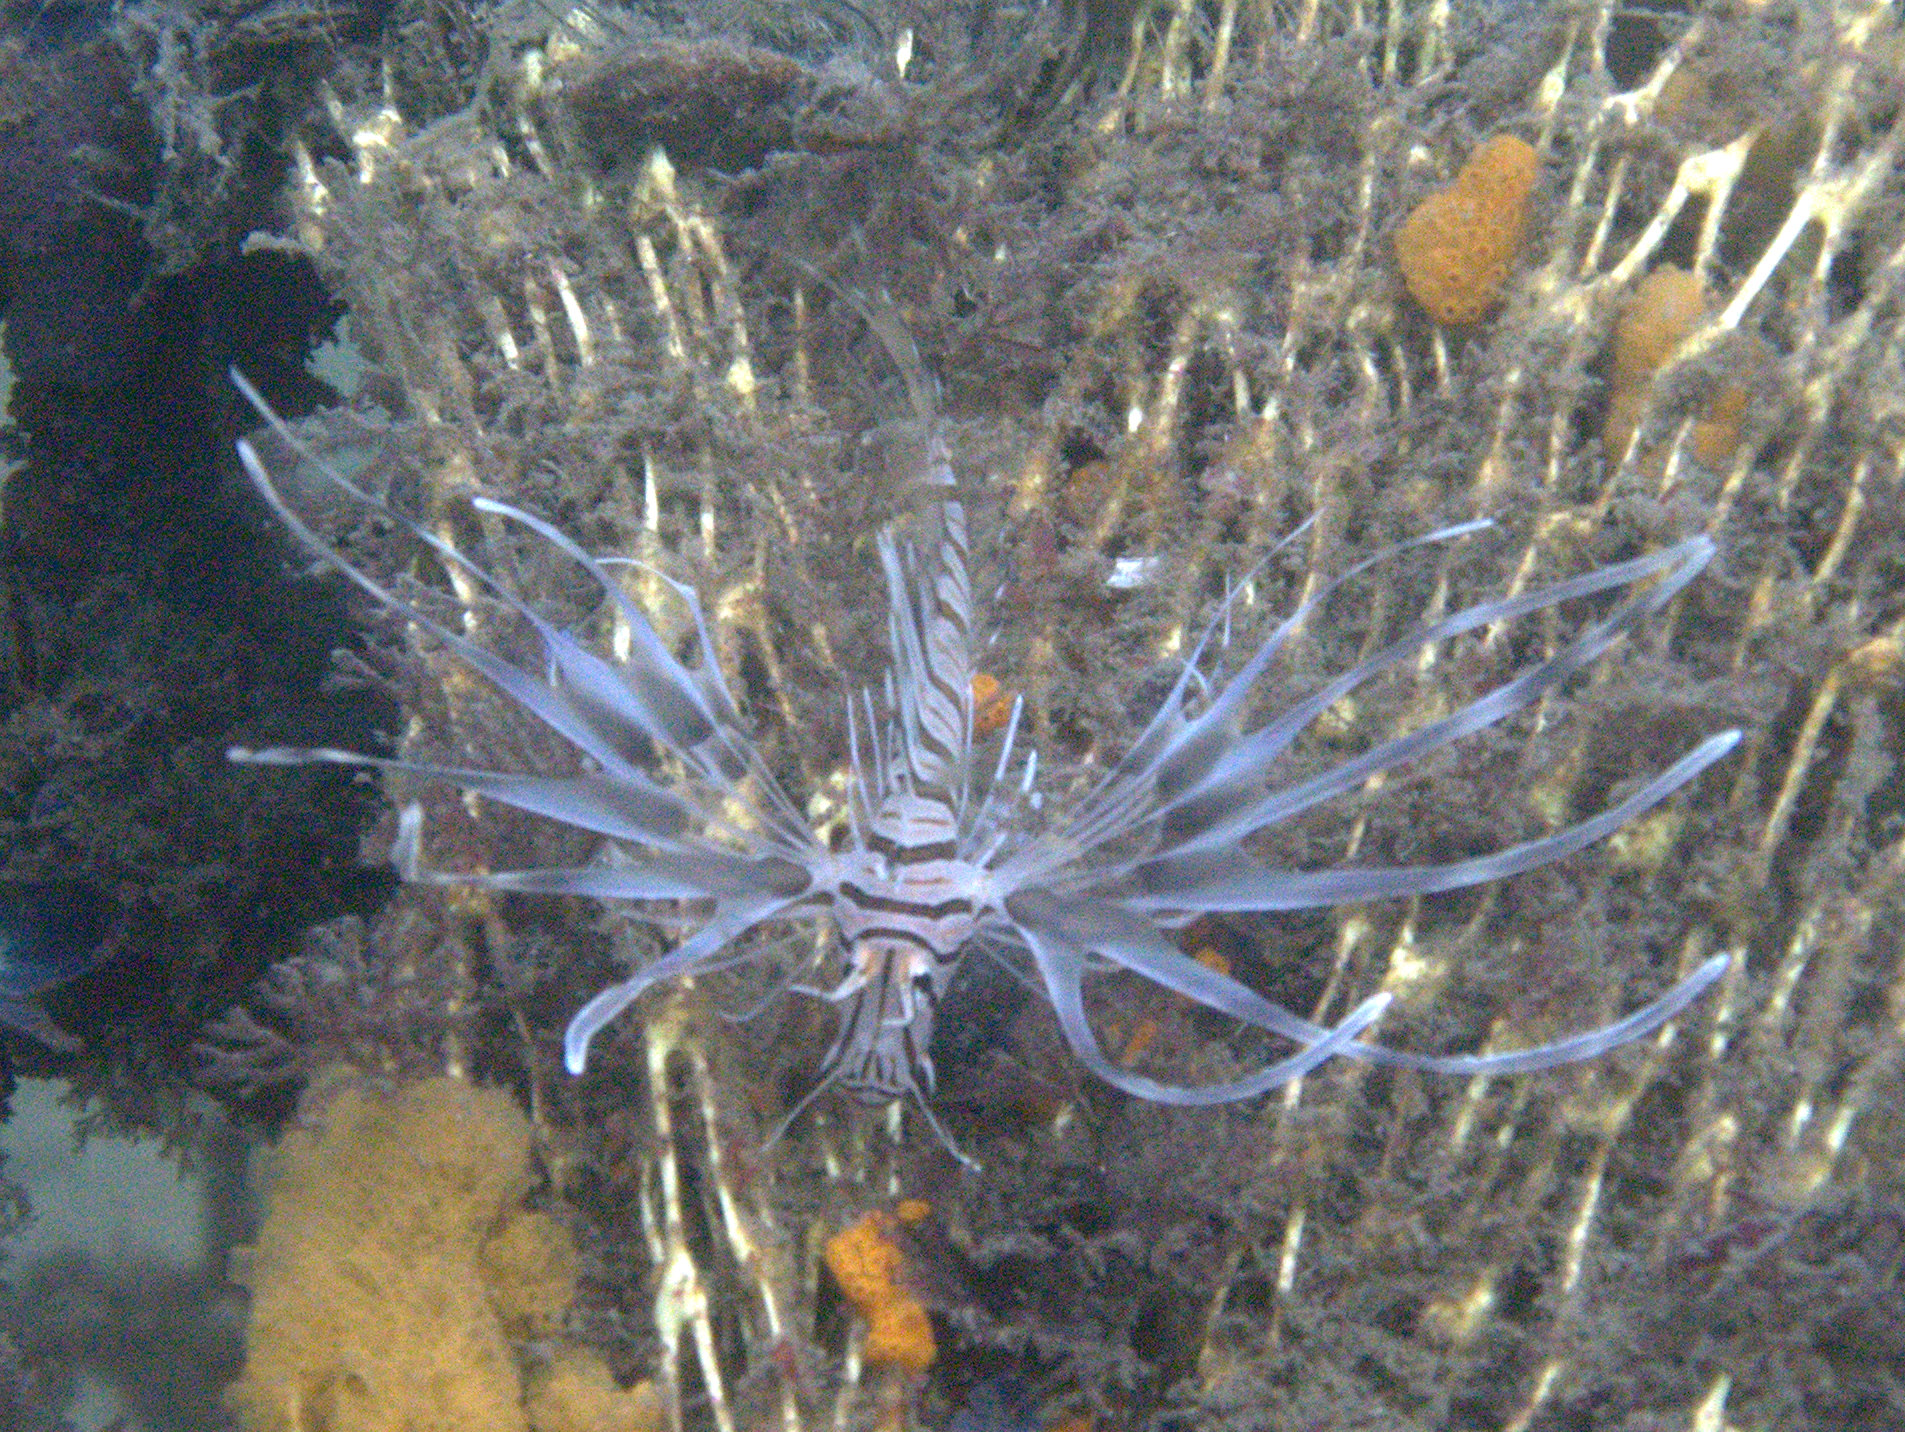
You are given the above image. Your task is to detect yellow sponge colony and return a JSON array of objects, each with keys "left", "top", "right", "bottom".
[
  {"left": 226, "top": 1075, "right": 615, "bottom": 1432},
  {"left": 1396, "top": 135, "right": 1538, "bottom": 325},
  {"left": 524, "top": 1351, "right": 663, "bottom": 1432}
]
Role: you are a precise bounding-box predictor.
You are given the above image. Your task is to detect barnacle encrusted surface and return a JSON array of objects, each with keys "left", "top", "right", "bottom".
[{"left": 203, "top": 0, "right": 1905, "bottom": 1428}]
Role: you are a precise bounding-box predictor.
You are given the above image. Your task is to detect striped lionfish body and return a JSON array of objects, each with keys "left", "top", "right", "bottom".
[
  {"left": 816, "top": 434, "right": 981, "bottom": 1104},
  {"left": 229, "top": 353, "right": 1740, "bottom": 1154}
]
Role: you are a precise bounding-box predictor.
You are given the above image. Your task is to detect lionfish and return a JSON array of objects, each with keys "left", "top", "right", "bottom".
[{"left": 228, "top": 344, "right": 1736, "bottom": 1156}]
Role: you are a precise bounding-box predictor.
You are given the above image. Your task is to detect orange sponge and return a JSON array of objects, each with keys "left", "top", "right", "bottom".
[
  {"left": 823, "top": 1209, "right": 938, "bottom": 1372},
  {"left": 1610, "top": 265, "right": 1708, "bottom": 390},
  {"left": 1395, "top": 135, "right": 1538, "bottom": 325},
  {"left": 1603, "top": 265, "right": 1748, "bottom": 467},
  {"left": 970, "top": 673, "right": 1016, "bottom": 736}
]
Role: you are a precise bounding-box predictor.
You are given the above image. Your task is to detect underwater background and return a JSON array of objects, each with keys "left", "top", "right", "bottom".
[{"left": 0, "top": 0, "right": 1902, "bottom": 1428}]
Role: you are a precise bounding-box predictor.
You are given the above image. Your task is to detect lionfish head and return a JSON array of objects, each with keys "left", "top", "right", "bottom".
[{"left": 821, "top": 938, "right": 941, "bottom": 1104}]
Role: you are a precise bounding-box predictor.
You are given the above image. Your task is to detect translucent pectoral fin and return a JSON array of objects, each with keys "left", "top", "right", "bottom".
[
  {"left": 1351, "top": 952, "right": 1731, "bottom": 1076},
  {"left": 1005, "top": 887, "right": 1732, "bottom": 1094},
  {"left": 389, "top": 803, "right": 812, "bottom": 904},
  {"left": 1129, "top": 731, "right": 1742, "bottom": 913},
  {"left": 1008, "top": 888, "right": 1394, "bottom": 1105},
  {"left": 231, "top": 744, "right": 695, "bottom": 847},
  {"left": 563, "top": 891, "right": 805, "bottom": 1075}
]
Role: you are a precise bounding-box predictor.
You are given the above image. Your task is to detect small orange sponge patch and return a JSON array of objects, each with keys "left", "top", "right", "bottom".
[
  {"left": 1602, "top": 265, "right": 1748, "bottom": 468},
  {"left": 823, "top": 1210, "right": 938, "bottom": 1372},
  {"left": 1395, "top": 135, "right": 1538, "bottom": 325},
  {"left": 971, "top": 673, "right": 1015, "bottom": 737}
]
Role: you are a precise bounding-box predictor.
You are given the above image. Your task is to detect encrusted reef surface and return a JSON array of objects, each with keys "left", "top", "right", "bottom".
[{"left": 4, "top": 0, "right": 1905, "bottom": 1428}]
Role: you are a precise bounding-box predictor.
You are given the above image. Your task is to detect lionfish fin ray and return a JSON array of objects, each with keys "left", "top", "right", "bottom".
[
  {"left": 231, "top": 744, "right": 695, "bottom": 847},
  {"left": 1008, "top": 891, "right": 1393, "bottom": 1105}
]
